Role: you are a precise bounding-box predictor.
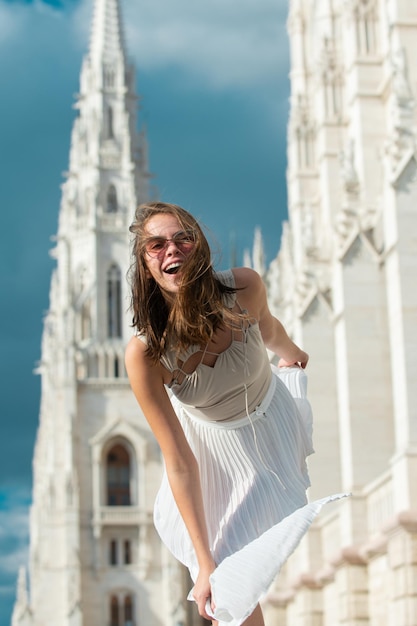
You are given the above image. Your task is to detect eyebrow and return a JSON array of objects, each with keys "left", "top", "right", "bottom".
[{"left": 144, "top": 230, "right": 187, "bottom": 240}]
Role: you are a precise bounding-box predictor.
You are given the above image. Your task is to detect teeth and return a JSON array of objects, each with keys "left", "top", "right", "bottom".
[{"left": 164, "top": 262, "right": 181, "bottom": 274}]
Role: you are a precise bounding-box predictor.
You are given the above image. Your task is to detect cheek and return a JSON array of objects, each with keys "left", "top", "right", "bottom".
[
  {"left": 143, "top": 258, "right": 158, "bottom": 280},
  {"left": 144, "top": 265, "right": 155, "bottom": 280}
]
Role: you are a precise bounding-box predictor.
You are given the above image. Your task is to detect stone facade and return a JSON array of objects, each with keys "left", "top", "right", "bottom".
[{"left": 258, "top": 1, "right": 417, "bottom": 624}]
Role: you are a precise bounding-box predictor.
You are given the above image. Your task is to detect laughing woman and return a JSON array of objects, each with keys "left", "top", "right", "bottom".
[{"left": 125, "top": 201, "right": 344, "bottom": 626}]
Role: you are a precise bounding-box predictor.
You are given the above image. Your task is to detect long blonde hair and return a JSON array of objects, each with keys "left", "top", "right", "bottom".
[{"left": 128, "top": 202, "right": 243, "bottom": 362}]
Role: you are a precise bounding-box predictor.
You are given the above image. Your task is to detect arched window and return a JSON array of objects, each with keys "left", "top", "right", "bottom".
[
  {"left": 124, "top": 595, "right": 133, "bottom": 626},
  {"left": 292, "top": 95, "right": 316, "bottom": 170},
  {"left": 106, "top": 106, "right": 114, "bottom": 139},
  {"left": 106, "top": 444, "right": 131, "bottom": 506},
  {"left": 123, "top": 540, "right": 131, "bottom": 565},
  {"left": 110, "top": 596, "right": 119, "bottom": 626},
  {"left": 109, "top": 539, "right": 118, "bottom": 565},
  {"left": 354, "top": 0, "right": 377, "bottom": 55},
  {"left": 296, "top": 125, "right": 316, "bottom": 169},
  {"left": 107, "top": 264, "right": 122, "bottom": 339},
  {"left": 107, "top": 185, "right": 118, "bottom": 213},
  {"left": 109, "top": 593, "right": 135, "bottom": 626},
  {"left": 104, "top": 64, "right": 115, "bottom": 89},
  {"left": 108, "top": 539, "right": 133, "bottom": 566},
  {"left": 114, "top": 356, "right": 120, "bottom": 378}
]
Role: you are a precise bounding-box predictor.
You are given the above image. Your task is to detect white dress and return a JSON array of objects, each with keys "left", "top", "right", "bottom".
[{"left": 143, "top": 270, "right": 347, "bottom": 625}]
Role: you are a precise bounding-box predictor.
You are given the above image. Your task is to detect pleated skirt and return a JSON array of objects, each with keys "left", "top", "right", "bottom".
[
  {"left": 153, "top": 366, "right": 347, "bottom": 624},
  {"left": 154, "top": 366, "right": 315, "bottom": 569}
]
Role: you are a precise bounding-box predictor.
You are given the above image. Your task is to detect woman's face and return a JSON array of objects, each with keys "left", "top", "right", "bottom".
[{"left": 142, "top": 213, "right": 196, "bottom": 294}]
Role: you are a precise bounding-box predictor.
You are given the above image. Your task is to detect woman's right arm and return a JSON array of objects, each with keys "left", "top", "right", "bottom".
[{"left": 124, "top": 337, "right": 215, "bottom": 618}]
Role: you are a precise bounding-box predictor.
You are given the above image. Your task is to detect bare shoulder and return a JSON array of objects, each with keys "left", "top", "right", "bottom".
[
  {"left": 231, "top": 266, "right": 264, "bottom": 291},
  {"left": 125, "top": 334, "right": 147, "bottom": 366},
  {"left": 125, "top": 334, "right": 171, "bottom": 387},
  {"left": 230, "top": 267, "right": 267, "bottom": 317},
  {"left": 125, "top": 334, "right": 154, "bottom": 380},
  {"left": 232, "top": 267, "right": 265, "bottom": 295}
]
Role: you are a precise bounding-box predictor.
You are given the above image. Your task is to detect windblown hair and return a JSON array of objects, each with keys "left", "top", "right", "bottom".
[{"left": 128, "top": 201, "right": 244, "bottom": 363}]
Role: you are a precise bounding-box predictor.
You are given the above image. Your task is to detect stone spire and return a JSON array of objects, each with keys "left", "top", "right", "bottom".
[
  {"left": 11, "top": 567, "right": 32, "bottom": 626},
  {"left": 252, "top": 227, "right": 266, "bottom": 278},
  {"left": 14, "top": 2, "right": 164, "bottom": 625},
  {"left": 89, "top": 0, "right": 127, "bottom": 67}
]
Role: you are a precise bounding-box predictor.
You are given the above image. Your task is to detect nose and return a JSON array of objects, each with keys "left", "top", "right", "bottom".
[{"left": 165, "top": 239, "right": 180, "bottom": 254}]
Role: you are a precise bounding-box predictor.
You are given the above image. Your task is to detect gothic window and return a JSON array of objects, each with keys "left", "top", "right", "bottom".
[
  {"left": 110, "top": 596, "right": 119, "bottom": 626},
  {"left": 107, "top": 264, "right": 122, "bottom": 339},
  {"left": 320, "top": 38, "right": 344, "bottom": 120},
  {"left": 292, "top": 94, "right": 316, "bottom": 170},
  {"left": 296, "top": 126, "right": 315, "bottom": 169},
  {"left": 106, "top": 443, "right": 131, "bottom": 506},
  {"left": 108, "top": 539, "right": 132, "bottom": 566},
  {"left": 104, "top": 64, "right": 116, "bottom": 88},
  {"left": 107, "top": 185, "right": 118, "bottom": 213},
  {"left": 110, "top": 539, "right": 118, "bottom": 565},
  {"left": 109, "top": 593, "right": 135, "bottom": 626},
  {"left": 106, "top": 106, "right": 115, "bottom": 139},
  {"left": 114, "top": 356, "right": 120, "bottom": 378},
  {"left": 323, "top": 72, "right": 343, "bottom": 119},
  {"left": 124, "top": 595, "right": 133, "bottom": 626},
  {"left": 124, "top": 540, "right": 131, "bottom": 565},
  {"left": 354, "top": 0, "right": 377, "bottom": 55}
]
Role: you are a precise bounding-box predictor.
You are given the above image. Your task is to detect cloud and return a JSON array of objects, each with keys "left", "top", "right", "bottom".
[
  {"left": 0, "top": 1, "right": 27, "bottom": 43},
  {"left": 1, "top": 0, "right": 289, "bottom": 89},
  {"left": 0, "top": 0, "right": 73, "bottom": 47},
  {"left": 68, "top": 0, "right": 289, "bottom": 90}
]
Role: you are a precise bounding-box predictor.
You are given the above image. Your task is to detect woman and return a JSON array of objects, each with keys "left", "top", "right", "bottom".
[{"left": 125, "top": 201, "right": 339, "bottom": 626}]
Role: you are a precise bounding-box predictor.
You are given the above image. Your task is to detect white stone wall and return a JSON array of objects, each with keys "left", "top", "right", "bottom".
[{"left": 263, "top": 1, "right": 417, "bottom": 624}]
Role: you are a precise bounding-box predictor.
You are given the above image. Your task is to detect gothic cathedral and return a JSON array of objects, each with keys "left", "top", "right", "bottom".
[
  {"left": 11, "top": 0, "right": 417, "bottom": 625},
  {"left": 11, "top": 0, "right": 196, "bottom": 624}
]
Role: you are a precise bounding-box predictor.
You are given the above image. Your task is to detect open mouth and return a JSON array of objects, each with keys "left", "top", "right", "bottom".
[{"left": 164, "top": 262, "right": 182, "bottom": 275}]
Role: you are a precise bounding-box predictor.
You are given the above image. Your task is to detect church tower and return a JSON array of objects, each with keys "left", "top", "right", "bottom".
[
  {"left": 11, "top": 1, "right": 196, "bottom": 625},
  {"left": 263, "top": 1, "right": 417, "bottom": 624}
]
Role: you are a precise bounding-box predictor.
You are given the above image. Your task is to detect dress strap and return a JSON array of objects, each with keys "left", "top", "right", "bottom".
[{"left": 235, "top": 298, "right": 248, "bottom": 315}]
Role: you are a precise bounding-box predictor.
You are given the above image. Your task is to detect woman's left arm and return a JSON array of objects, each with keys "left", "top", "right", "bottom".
[{"left": 233, "top": 267, "right": 309, "bottom": 368}]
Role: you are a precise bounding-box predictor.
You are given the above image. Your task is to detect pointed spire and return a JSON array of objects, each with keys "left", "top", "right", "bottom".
[
  {"left": 89, "top": 0, "right": 127, "bottom": 66},
  {"left": 11, "top": 567, "right": 32, "bottom": 626},
  {"left": 252, "top": 227, "right": 266, "bottom": 277},
  {"left": 243, "top": 248, "right": 252, "bottom": 269}
]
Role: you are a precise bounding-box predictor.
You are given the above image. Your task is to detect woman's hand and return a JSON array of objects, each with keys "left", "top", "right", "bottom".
[
  {"left": 193, "top": 564, "right": 216, "bottom": 620},
  {"left": 278, "top": 350, "right": 309, "bottom": 369}
]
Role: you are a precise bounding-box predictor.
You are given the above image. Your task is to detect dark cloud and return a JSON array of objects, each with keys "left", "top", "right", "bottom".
[{"left": 3, "top": 0, "right": 78, "bottom": 7}]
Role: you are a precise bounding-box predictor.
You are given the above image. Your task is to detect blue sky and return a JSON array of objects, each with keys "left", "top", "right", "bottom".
[{"left": 0, "top": 0, "right": 290, "bottom": 622}]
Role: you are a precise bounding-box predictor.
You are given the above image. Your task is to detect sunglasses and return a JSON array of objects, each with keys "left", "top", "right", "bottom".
[{"left": 142, "top": 230, "right": 197, "bottom": 258}]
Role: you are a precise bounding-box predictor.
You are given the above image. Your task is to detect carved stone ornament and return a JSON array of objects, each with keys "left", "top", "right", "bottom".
[{"left": 339, "top": 139, "right": 360, "bottom": 195}]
